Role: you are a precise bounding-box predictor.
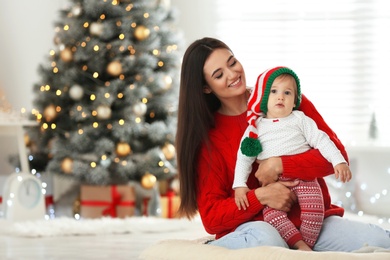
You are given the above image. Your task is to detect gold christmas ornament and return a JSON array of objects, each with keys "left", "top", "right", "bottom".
[
  {"left": 106, "top": 60, "right": 123, "bottom": 76},
  {"left": 43, "top": 104, "right": 57, "bottom": 122},
  {"left": 141, "top": 172, "right": 157, "bottom": 189},
  {"left": 61, "top": 157, "right": 74, "bottom": 174},
  {"left": 162, "top": 143, "right": 175, "bottom": 160},
  {"left": 60, "top": 47, "right": 73, "bottom": 62},
  {"left": 134, "top": 25, "right": 150, "bottom": 41},
  {"left": 116, "top": 142, "right": 131, "bottom": 157},
  {"left": 96, "top": 105, "right": 112, "bottom": 120}
]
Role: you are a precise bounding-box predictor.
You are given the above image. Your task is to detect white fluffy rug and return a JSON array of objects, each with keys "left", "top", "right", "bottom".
[
  {"left": 0, "top": 217, "right": 201, "bottom": 238},
  {"left": 0, "top": 212, "right": 388, "bottom": 238}
]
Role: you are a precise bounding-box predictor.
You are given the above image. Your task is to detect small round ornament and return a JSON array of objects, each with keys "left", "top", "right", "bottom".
[
  {"left": 164, "top": 75, "right": 173, "bottom": 90},
  {"left": 132, "top": 102, "right": 147, "bottom": 116},
  {"left": 89, "top": 22, "right": 104, "bottom": 36},
  {"left": 43, "top": 104, "right": 57, "bottom": 122},
  {"left": 106, "top": 60, "right": 123, "bottom": 76},
  {"left": 116, "top": 142, "right": 131, "bottom": 157},
  {"left": 141, "top": 172, "right": 157, "bottom": 189},
  {"left": 60, "top": 47, "right": 73, "bottom": 62},
  {"left": 96, "top": 105, "right": 112, "bottom": 120},
  {"left": 162, "top": 143, "right": 175, "bottom": 160},
  {"left": 69, "top": 84, "right": 84, "bottom": 100},
  {"left": 71, "top": 4, "right": 82, "bottom": 17},
  {"left": 61, "top": 157, "right": 73, "bottom": 174},
  {"left": 100, "top": 157, "right": 112, "bottom": 168},
  {"left": 134, "top": 25, "right": 150, "bottom": 41}
]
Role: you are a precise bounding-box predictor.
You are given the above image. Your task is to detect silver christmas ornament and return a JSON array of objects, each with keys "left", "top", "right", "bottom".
[
  {"left": 69, "top": 85, "right": 84, "bottom": 100},
  {"left": 96, "top": 105, "right": 112, "bottom": 120},
  {"left": 89, "top": 22, "right": 104, "bottom": 36},
  {"left": 132, "top": 102, "right": 147, "bottom": 116}
]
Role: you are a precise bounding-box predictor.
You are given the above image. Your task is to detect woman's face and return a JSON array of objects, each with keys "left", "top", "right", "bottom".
[{"left": 203, "top": 48, "right": 247, "bottom": 100}]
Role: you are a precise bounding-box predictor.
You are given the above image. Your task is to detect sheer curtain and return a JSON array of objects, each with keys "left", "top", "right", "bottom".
[{"left": 215, "top": 0, "right": 390, "bottom": 145}]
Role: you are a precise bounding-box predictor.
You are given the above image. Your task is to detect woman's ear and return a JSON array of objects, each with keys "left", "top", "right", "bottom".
[{"left": 203, "top": 86, "right": 212, "bottom": 94}]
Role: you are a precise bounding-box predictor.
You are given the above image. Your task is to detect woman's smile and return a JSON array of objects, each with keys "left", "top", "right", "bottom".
[{"left": 229, "top": 77, "right": 241, "bottom": 88}]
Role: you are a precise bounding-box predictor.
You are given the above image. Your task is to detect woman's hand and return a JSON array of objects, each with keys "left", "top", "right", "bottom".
[
  {"left": 255, "top": 180, "right": 298, "bottom": 212},
  {"left": 255, "top": 157, "right": 283, "bottom": 187}
]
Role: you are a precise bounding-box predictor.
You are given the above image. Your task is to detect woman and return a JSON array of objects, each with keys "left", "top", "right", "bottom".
[{"left": 175, "top": 37, "right": 390, "bottom": 251}]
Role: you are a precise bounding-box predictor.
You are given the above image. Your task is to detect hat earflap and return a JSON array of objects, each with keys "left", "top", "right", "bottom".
[{"left": 240, "top": 123, "right": 263, "bottom": 157}]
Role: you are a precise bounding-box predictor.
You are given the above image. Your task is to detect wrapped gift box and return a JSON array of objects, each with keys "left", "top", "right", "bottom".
[
  {"left": 160, "top": 190, "right": 180, "bottom": 218},
  {"left": 80, "top": 185, "right": 135, "bottom": 218}
]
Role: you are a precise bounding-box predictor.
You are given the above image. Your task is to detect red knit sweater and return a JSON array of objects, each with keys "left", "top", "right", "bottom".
[{"left": 196, "top": 95, "right": 346, "bottom": 239}]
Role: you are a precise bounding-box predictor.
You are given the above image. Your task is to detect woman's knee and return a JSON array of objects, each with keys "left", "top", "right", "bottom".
[
  {"left": 210, "top": 221, "right": 288, "bottom": 249},
  {"left": 315, "top": 216, "right": 390, "bottom": 252},
  {"left": 241, "top": 221, "right": 288, "bottom": 247}
]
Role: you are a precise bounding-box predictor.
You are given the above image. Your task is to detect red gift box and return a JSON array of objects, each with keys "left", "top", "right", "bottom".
[
  {"left": 80, "top": 185, "right": 135, "bottom": 218},
  {"left": 160, "top": 190, "right": 180, "bottom": 218}
]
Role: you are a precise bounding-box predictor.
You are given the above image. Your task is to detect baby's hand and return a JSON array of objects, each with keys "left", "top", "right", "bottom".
[
  {"left": 234, "top": 187, "right": 250, "bottom": 210},
  {"left": 334, "top": 163, "right": 352, "bottom": 183}
]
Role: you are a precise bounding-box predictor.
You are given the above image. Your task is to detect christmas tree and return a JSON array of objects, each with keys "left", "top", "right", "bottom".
[{"left": 26, "top": 0, "right": 183, "bottom": 187}]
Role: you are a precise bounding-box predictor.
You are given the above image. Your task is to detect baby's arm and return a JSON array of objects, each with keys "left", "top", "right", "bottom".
[
  {"left": 234, "top": 187, "right": 250, "bottom": 210},
  {"left": 334, "top": 163, "right": 352, "bottom": 183},
  {"left": 233, "top": 125, "right": 258, "bottom": 204}
]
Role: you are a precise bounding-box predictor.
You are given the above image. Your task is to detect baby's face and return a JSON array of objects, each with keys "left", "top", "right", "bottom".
[{"left": 265, "top": 76, "right": 296, "bottom": 119}]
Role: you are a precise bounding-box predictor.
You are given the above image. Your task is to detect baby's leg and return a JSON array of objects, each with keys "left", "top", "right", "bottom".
[
  {"left": 263, "top": 206, "right": 303, "bottom": 248},
  {"left": 292, "top": 179, "right": 324, "bottom": 248}
]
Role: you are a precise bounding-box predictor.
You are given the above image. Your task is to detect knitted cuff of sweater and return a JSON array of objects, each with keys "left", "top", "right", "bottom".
[
  {"left": 246, "top": 189, "right": 265, "bottom": 212},
  {"left": 286, "top": 232, "right": 304, "bottom": 249}
]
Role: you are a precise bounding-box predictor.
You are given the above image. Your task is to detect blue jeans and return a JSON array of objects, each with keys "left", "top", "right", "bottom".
[{"left": 208, "top": 216, "right": 390, "bottom": 252}]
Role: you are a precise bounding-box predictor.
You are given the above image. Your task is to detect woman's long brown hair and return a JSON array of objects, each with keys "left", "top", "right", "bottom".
[{"left": 175, "top": 38, "right": 231, "bottom": 219}]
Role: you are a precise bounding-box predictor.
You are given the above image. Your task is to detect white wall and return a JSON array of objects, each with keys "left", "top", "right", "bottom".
[
  {"left": 0, "top": 1, "right": 67, "bottom": 113},
  {"left": 0, "top": 0, "right": 216, "bottom": 184},
  {"left": 0, "top": 1, "right": 67, "bottom": 179},
  {"left": 171, "top": 0, "right": 217, "bottom": 45}
]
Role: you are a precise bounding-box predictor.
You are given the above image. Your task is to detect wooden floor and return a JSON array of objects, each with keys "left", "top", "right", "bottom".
[{"left": 0, "top": 218, "right": 208, "bottom": 260}]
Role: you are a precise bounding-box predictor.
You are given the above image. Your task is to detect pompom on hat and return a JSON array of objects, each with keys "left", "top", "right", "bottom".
[{"left": 240, "top": 66, "right": 301, "bottom": 157}]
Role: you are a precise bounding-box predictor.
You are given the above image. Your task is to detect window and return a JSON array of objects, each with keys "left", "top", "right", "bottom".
[{"left": 216, "top": 0, "right": 390, "bottom": 146}]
